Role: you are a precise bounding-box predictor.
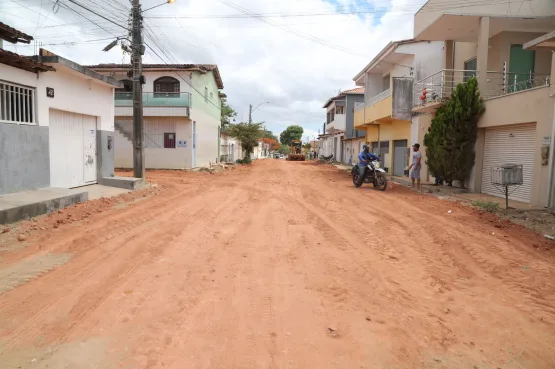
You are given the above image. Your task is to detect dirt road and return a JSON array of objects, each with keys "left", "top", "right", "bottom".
[{"left": 1, "top": 160, "right": 555, "bottom": 369}]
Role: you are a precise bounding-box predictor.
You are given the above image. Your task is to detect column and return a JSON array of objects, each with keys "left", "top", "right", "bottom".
[{"left": 476, "top": 16, "right": 490, "bottom": 96}]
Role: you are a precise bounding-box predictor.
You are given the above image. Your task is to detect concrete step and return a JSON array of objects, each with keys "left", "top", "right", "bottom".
[
  {"left": 101, "top": 176, "right": 144, "bottom": 190},
  {"left": 0, "top": 188, "right": 88, "bottom": 225}
]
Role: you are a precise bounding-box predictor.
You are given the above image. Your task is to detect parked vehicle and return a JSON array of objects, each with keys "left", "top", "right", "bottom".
[
  {"left": 351, "top": 159, "right": 387, "bottom": 191},
  {"left": 319, "top": 154, "right": 334, "bottom": 163}
]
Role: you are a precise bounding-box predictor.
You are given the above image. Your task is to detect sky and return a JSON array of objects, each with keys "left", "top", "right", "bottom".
[{"left": 0, "top": 0, "right": 428, "bottom": 141}]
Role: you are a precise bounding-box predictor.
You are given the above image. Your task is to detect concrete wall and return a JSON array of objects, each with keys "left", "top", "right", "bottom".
[
  {"left": 0, "top": 124, "right": 50, "bottom": 195},
  {"left": 345, "top": 94, "right": 365, "bottom": 139},
  {"left": 469, "top": 86, "right": 554, "bottom": 207},
  {"left": 114, "top": 117, "right": 192, "bottom": 169}
]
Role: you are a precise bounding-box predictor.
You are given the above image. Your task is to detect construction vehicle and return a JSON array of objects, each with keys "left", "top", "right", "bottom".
[{"left": 287, "top": 140, "right": 305, "bottom": 161}]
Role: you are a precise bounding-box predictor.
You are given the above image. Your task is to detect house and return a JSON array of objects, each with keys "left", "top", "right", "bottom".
[
  {"left": 320, "top": 87, "right": 365, "bottom": 164},
  {"left": 88, "top": 63, "right": 225, "bottom": 169},
  {"left": 353, "top": 39, "right": 446, "bottom": 177},
  {"left": 412, "top": 0, "right": 555, "bottom": 206},
  {"left": 219, "top": 129, "right": 243, "bottom": 163},
  {"left": 0, "top": 22, "right": 122, "bottom": 196}
]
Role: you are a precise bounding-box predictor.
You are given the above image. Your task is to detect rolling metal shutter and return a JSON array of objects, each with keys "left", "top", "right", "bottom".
[{"left": 481, "top": 124, "right": 536, "bottom": 203}]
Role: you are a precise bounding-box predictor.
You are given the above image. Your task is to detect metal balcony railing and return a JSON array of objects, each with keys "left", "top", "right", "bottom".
[
  {"left": 413, "top": 69, "right": 477, "bottom": 107},
  {"left": 115, "top": 92, "right": 192, "bottom": 107},
  {"left": 414, "top": 67, "right": 551, "bottom": 106},
  {"left": 484, "top": 71, "right": 550, "bottom": 98}
]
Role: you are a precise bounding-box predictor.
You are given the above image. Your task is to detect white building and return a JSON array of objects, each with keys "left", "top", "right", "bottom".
[
  {"left": 89, "top": 63, "right": 225, "bottom": 169},
  {"left": 0, "top": 34, "right": 121, "bottom": 195}
]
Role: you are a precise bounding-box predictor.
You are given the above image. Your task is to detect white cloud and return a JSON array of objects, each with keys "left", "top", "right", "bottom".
[{"left": 0, "top": 0, "right": 427, "bottom": 138}]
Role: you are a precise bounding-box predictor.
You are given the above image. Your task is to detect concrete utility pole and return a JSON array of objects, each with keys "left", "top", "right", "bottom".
[
  {"left": 248, "top": 104, "right": 253, "bottom": 124},
  {"left": 132, "top": 0, "right": 145, "bottom": 179}
]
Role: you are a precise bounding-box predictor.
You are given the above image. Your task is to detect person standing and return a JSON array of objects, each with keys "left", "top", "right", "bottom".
[{"left": 409, "top": 143, "right": 422, "bottom": 189}]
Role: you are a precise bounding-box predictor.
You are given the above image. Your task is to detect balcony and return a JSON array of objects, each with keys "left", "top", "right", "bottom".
[
  {"left": 412, "top": 69, "right": 551, "bottom": 112},
  {"left": 114, "top": 92, "right": 191, "bottom": 117},
  {"left": 354, "top": 89, "right": 392, "bottom": 128},
  {"left": 115, "top": 92, "right": 191, "bottom": 107}
]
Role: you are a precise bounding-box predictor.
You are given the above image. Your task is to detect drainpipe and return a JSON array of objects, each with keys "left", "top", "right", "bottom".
[{"left": 546, "top": 102, "right": 555, "bottom": 208}]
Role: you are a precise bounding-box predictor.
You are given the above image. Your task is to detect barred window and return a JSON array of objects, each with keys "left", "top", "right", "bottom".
[{"left": 0, "top": 81, "right": 36, "bottom": 124}]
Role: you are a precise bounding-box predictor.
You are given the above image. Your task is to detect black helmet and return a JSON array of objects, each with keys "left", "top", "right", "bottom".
[{"left": 362, "top": 144, "right": 370, "bottom": 152}]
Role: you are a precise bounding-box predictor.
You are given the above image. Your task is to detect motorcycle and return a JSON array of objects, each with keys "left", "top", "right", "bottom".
[{"left": 351, "top": 159, "right": 388, "bottom": 191}]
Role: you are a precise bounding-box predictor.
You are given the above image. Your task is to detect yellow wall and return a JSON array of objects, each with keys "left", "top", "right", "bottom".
[
  {"left": 364, "top": 119, "right": 411, "bottom": 171},
  {"left": 354, "top": 96, "right": 393, "bottom": 129}
]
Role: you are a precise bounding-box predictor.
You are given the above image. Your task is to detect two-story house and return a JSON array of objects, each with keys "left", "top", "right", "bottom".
[
  {"left": 89, "top": 63, "right": 225, "bottom": 170},
  {"left": 321, "top": 87, "right": 365, "bottom": 163},
  {"left": 353, "top": 39, "right": 446, "bottom": 177},
  {"left": 412, "top": 0, "right": 555, "bottom": 206}
]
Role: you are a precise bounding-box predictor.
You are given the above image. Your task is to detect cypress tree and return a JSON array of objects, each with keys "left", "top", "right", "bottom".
[{"left": 424, "top": 77, "right": 485, "bottom": 188}]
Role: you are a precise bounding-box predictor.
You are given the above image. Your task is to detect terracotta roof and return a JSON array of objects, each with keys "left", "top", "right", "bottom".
[
  {"left": 322, "top": 87, "right": 365, "bottom": 108},
  {"left": 342, "top": 87, "right": 364, "bottom": 94},
  {"left": 86, "top": 63, "right": 224, "bottom": 89},
  {"left": 0, "top": 21, "right": 33, "bottom": 44},
  {"left": 0, "top": 48, "right": 55, "bottom": 73}
]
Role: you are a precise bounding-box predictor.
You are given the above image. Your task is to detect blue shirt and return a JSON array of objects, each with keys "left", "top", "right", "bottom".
[{"left": 358, "top": 151, "right": 380, "bottom": 165}]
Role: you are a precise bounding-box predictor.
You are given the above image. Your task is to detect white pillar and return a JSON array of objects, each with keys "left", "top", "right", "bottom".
[{"left": 477, "top": 16, "right": 490, "bottom": 96}]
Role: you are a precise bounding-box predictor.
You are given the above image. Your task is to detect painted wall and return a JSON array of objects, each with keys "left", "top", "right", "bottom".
[
  {"left": 101, "top": 70, "right": 193, "bottom": 95},
  {"left": 114, "top": 117, "right": 192, "bottom": 169},
  {"left": 470, "top": 86, "right": 554, "bottom": 207},
  {"left": 365, "top": 120, "right": 411, "bottom": 171},
  {"left": 0, "top": 63, "right": 116, "bottom": 131},
  {"left": 0, "top": 62, "right": 116, "bottom": 193},
  {"left": 345, "top": 94, "right": 365, "bottom": 139},
  {"left": 356, "top": 96, "right": 393, "bottom": 128},
  {"left": 0, "top": 124, "right": 50, "bottom": 195}
]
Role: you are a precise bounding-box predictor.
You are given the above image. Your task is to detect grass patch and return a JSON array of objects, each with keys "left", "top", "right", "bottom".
[{"left": 471, "top": 200, "right": 501, "bottom": 213}]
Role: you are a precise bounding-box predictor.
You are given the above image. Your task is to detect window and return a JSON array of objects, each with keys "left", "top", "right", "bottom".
[
  {"left": 154, "top": 77, "right": 179, "bottom": 97},
  {"left": 210, "top": 91, "right": 214, "bottom": 100},
  {"left": 164, "top": 132, "right": 176, "bottom": 148},
  {"left": 336, "top": 106, "right": 345, "bottom": 114},
  {"left": 464, "top": 58, "right": 477, "bottom": 82},
  {"left": 0, "top": 81, "right": 36, "bottom": 124},
  {"left": 204, "top": 87, "right": 208, "bottom": 102}
]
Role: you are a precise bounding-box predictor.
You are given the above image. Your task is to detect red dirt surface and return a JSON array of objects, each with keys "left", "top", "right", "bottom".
[{"left": 1, "top": 160, "right": 555, "bottom": 368}]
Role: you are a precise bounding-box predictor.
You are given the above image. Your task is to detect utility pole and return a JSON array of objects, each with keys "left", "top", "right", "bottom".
[
  {"left": 248, "top": 104, "right": 253, "bottom": 124},
  {"left": 132, "top": 0, "right": 145, "bottom": 179}
]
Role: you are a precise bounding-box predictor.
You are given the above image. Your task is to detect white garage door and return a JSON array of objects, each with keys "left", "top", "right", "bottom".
[
  {"left": 49, "top": 109, "right": 97, "bottom": 188},
  {"left": 481, "top": 124, "right": 536, "bottom": 203}
]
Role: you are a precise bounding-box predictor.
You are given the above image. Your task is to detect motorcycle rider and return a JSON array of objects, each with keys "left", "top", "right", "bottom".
[{"left": 356, "top": 144, "right": 380, "bottom": 188}]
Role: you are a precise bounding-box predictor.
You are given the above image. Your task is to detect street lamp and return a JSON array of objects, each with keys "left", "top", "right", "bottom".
[
  {"left": 143, "top": 0, "right": 177, "bottom": 13},
  {"left": 249, "top": 101, "right": 270, "bottom": 123}
]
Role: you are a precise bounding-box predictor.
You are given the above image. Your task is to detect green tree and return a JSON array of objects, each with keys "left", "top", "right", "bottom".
[
  {"left": 277, "top": 144, "right": 291, "bottom": 155},
  {"left": 221, "top": 98, "right": 237, "bottom": 127},
  {"left": 424, "top": 77, "right": 485, "bottom": 188},
  {"left": 280, "top": 125, "right": 304, "bottom": 146},
  {"left": 226, "top": 122, "right": 264, "bottom": 163}
]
